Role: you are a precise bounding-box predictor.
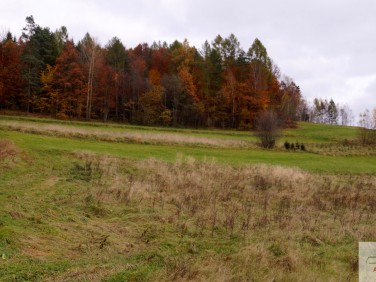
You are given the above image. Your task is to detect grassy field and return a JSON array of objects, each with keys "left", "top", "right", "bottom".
[{"left": 0, "top": 115, "right": 375, "bottom": 281}]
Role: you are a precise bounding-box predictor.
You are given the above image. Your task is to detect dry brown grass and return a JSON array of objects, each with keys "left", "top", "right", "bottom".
[
  {"left": 0, "top": 121, "right": 252, "bottom": 148},
  {"left": 0, "top": 139, "right": 21, "bottom": 175},
  {"left": 46, "top": 265, "right": 122, "bottom": 282},
  {"left": 2, "top": 118, "right": 373, "bottom": 280},
  {"left": 0, "top": 139, "right": 18, "bottom": 160},
  {"left": 55, "top": 152, "right": 376, "bottom": 281},
  {"left": 306, "top": 142, "right": 376, "bottom": 156}
]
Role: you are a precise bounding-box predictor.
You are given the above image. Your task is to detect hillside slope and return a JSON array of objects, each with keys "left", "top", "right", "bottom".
[{"left": 0, "top": 116, "right": 375, "bottom": 281}]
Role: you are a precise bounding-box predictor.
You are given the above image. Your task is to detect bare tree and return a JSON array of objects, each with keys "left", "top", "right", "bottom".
[
  {"left": 256, "top": 110, "right": 279, "bottom": 149},
  {"left": 358, "top": 109, "right": 376, "bottom": 146},
  {"left": 280, "top": 77, "right": 302, "bottom": 125},
  {"left": 78, "top": 33, "right": 100, "bottom": 120},
  {"left": 338, "top": 104, "right": 354, "bottom": 126}
]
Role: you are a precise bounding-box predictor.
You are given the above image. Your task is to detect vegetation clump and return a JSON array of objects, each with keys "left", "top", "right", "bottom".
[
  {"left": 256, "top": 110, "right": 279, "bottom": 149},
  {"left": 0, "top": 139, "right": 18, "bottom": 160},
  {"left": 283, "top": 141, "right": 306, "bottom": 151}
]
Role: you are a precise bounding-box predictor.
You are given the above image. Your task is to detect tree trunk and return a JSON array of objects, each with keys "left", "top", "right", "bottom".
[{"left": 86, "top": 53, "right": 95, "bottom": 120}]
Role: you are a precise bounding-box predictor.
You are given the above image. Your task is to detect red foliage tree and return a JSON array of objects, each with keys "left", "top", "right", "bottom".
[
  {"left": 0, "top": 38, "right": 24, "bottom": 109},
  {"left": 53, "top": 41, "right": 86, "bottom": 118}
]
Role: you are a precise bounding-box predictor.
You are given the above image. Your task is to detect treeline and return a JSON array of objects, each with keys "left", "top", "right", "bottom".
[
  {"left": 0, "top": 16, "right": 303, "bottom": 128},
  {"left": 299, "top": 98, "right": 354, "bottom": 126}
]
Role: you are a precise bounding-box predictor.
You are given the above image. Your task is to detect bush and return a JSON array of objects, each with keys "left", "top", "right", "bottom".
[
  {"left": 256, "top": 110, "right": 279, "bottom": 149},
  {"left": 295, "top": 142, "right": 300, "bottom": 150},
  {"left": 160, "top": 109, "right": 172, "bottom": 126},
  {"left": 358, "top": 109, "right": 376, "bottom": 146},
  {"left": 284, "top": 141, "right": 290, "bottom": 150},
  {"left": 284, "top": 141, "right": 306, "bottom": 151},
  {"left": 358, "top": 128, "right": 376, "bottom": 146}
]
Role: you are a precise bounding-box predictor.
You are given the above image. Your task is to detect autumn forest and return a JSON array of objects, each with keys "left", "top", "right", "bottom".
[
  {"left": 2, "top": 13, "right": 376, "bottom": 281},
  {"left": 0, "top": 16, "right": 303, "bottom": 128}
]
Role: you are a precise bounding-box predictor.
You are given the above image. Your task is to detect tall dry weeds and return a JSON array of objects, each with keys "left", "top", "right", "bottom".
[
  {"left": 70, "top": 152, "right": 375, "bottom": 281},
  {"left": 0, "top": 139, "right": 20, "bottom": 174},
  {"left": 0, "top": 139, "right": 18, "bottom": 160}
]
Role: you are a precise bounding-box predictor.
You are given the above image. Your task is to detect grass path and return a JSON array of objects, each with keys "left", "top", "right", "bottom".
[{"left": 1, "top": 129, "right": 375, "bottom": 174}]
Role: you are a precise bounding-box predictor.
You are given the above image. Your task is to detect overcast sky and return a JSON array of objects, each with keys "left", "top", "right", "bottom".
[{"left": 1, "top": 0, "right": 376, "bottom": 121}]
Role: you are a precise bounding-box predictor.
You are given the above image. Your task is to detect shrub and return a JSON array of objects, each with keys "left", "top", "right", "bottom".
[
  {"left": 290, "top": 143, "right": 295, "bottom": 151},
  {"left": 284, "top": 141, "right": 290, "bottom": 150},
  {"left": 358, "top": 128, "right": 376, "bottom": 146},
  {"left": 160, "top": 109, "right": 172, "bottom": 126},
  {"left": 255, "top": 110, "right": 279, "bottom": 149}
]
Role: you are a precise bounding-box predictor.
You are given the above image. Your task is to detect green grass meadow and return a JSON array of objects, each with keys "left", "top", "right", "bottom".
[{"left": 0, "top": 115, "right": 375, "bottom": 281}]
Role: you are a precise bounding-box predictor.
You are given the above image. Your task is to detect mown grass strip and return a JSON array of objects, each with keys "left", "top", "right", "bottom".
[{"left": 2, "top": 129, "right": 375, "bottom": 174}]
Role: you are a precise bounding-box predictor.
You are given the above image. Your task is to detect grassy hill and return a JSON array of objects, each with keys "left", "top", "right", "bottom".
[{"left": 0, "top": 115, "right": 375, "bottom": 281}]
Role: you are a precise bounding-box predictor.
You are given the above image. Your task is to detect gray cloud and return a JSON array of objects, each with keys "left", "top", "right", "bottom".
[{"left": 1, "top": 0, "right": 375, "bottom": 119}]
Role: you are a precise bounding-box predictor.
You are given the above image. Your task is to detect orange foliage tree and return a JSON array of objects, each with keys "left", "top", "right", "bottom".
[
  {"left": 53, "top": 41, "right": 86, "bottom": 118},
  {"left": 2, "top": 17, "right": 303, "bottom": 129}
]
